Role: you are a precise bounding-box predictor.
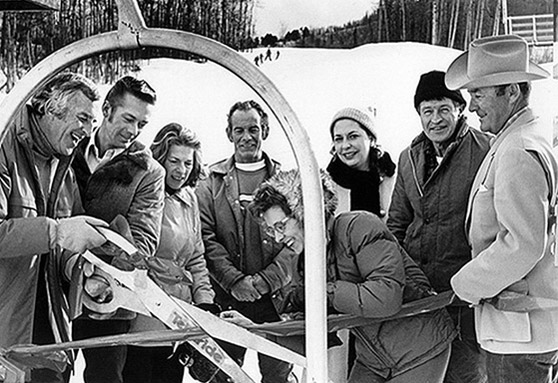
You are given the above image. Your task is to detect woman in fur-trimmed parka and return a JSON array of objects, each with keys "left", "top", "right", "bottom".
[{"left": 251, "top": 169, "right": 457, "bottom": 383}]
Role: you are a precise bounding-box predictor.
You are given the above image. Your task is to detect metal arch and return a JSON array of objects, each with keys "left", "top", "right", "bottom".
[{"left": 0, "top": 16, "right": 328, "bottom": 383}]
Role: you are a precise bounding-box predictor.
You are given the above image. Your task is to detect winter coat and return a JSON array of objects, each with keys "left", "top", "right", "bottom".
[
  {"left": 72, "top": 138, "right": 165, "bottom": 262},
  {"left": 387, "top": 119, "right": 491, "bottom": 292},
  {"left": 130, "top": 186, "right": 214, "bottom": 333},
  {"left": 327, "top": 149, "right": 396, "bottom": 216},
  {"left": 195, "top": 154, "right": 294, "bottom": 313},
  {"left": 147, "top": 187, "right": 214, "bottom": 304},
  {"left": 0, "top": 106, "right": 82, "bottom": 350},
  {"left": 451, "top": 107, "right": 558, "bottom": 354},
  {"left": 329, "top": 211, "right": 456, "bottom": 378}
]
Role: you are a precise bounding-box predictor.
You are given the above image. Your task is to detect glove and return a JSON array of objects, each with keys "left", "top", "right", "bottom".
[
  {"left": 181, "top": 344, "right": 220, "bottom": 383},
  {"left": 91, "top": 215, "right": 144, "bottom": 270},
  {"left": 252, "top": 273, "right": 270, "bottom": 295},
  {"left": 197, "top": 303, "right": 221, "bottom": 315},
  {"left": 230, "top": 276, "right": 261, "bottom": 302},
  {"left": 55, "top": 216, "right": 108, "bottom": 253}
]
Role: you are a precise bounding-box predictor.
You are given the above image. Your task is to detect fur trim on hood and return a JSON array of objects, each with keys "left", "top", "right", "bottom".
[{"left": 260, "top": 168, "right": 338, "bottom": 225}]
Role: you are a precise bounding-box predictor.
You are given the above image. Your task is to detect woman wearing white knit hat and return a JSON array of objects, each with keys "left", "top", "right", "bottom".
[{"left": 326, "top": 106, "right": 396, "bottom": 221}]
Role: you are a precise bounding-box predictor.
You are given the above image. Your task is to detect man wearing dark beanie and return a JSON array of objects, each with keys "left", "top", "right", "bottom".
[{"left": 388, "top": 70, "right": 491, "bottom": 383}]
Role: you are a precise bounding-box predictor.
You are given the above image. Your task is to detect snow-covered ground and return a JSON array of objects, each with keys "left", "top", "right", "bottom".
[
  {"left": 56, "top": 41, "right": 556, "bottom": 382},
  {"left": 129, "top": 43, "right": 556, "bottom": 171}
]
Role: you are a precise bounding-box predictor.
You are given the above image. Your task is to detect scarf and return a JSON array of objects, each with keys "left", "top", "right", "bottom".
[{"left": 327, "top": 150, "right": 395, "bottom": 215}]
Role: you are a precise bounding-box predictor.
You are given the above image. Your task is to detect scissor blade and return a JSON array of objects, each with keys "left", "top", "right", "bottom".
[
  {"left": 81, "top": 251, "right": 255, "bottom": 383},
  {"left": 130, "top": 275, "right": 255, "bottom": 383},
  {"left": 96, "top": 227, "right": 138, "bottom": 256},
  {"left": 174, "top": 298, "right": 307, "bottom": 367}
]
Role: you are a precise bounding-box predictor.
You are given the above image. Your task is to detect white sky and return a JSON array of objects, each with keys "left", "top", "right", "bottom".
[{"left": 254, "top": 0, "right": 378, "bottom": 37}]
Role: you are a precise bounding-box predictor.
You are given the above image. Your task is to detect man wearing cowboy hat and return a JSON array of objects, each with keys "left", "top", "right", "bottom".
[{"left": 447, "top": 34, "right": 558, "bottom": 382}]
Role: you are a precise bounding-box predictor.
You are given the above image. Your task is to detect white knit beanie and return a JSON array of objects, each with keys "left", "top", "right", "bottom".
[{"left": 329, "top": 107, "right": 377, "bottom": 140}]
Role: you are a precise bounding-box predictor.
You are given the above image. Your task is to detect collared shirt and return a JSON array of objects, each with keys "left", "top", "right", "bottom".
[
  {"left": 84, "top": 129, "right": 124, "bottom": 172},
  {"left": 490, "top": 106, "right": 529, "bottom": 146}
]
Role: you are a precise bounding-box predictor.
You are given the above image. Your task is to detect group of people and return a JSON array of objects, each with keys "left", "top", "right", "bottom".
[
  {"left": 254, "top": 48, "right": 280, "bottom": 67},
  {"left": 0, "top": 33, "right": 557, "bottom": 383}
]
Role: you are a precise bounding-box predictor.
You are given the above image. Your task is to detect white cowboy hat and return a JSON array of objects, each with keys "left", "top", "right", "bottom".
[{"left": 445, "top": 34, "right": 549, "bottom": 90}]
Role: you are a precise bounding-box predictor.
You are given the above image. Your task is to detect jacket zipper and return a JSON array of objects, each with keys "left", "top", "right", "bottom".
[{"left": 408, "top": 150, "right": 423, "bottom": 198}]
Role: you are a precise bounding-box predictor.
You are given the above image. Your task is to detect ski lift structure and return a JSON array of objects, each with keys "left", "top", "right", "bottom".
[
  {"left": 0, "top": 0, "right": 59, "bottom": 11},
  {"left": 0, "top": 0, "right": 328, "bottom": 382}
]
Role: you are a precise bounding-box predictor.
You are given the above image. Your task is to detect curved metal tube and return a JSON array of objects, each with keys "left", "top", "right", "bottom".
[{"left": 0, "top": 27, "right": 327, "bottom": 383}]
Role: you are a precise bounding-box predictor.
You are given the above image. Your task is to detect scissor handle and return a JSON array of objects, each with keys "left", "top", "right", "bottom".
[
  {"left": 82, "top": 268, "right": 126, "bottom": 314},
  {"left": 80, "top": 251, "right": 151, "bottom": 316}
]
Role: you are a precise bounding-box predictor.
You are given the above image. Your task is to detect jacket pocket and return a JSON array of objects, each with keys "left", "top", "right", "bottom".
[
  {"left": 479, "top": 303, "right": 531, "bottom": 342},
  {"left": 9, "top": 196, "right": 38, "bottom": 217}
]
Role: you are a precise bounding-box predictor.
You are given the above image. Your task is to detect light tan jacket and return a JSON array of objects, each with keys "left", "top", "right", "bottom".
[{"left": 451, "top": 107, "right": 558, "bottom": 354}]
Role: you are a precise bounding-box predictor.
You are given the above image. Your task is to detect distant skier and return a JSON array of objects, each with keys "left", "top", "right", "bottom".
[
  {"left": 265, "top": 47, "right": 272, "bottom": 61},
  {"left": 254, "top": 55, "right": 260, "bottom": 66},
  {"left": 275, "top": 50, "right": 280, "bottom": 60}
]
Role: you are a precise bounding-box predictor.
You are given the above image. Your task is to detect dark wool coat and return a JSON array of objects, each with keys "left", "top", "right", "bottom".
[
  {"left": 387, "top": 121, "right": 491, "bottom": 293},
  {"left": 72, "top": 138, "right": 165, "bottom": 261},
  {"left": 0, "top": 106, "right": 82, "bottom": 350}
]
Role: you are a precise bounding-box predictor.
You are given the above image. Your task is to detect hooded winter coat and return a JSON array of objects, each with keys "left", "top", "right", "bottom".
[
  {"left": 328, "top": 211, "right": 456, "bottom": 378},
  {"left": 0, "top": 105, "right": 82, "bottom": 350},
  {"left": 387, "top": 119, "right": 490, "bottom": 292}
]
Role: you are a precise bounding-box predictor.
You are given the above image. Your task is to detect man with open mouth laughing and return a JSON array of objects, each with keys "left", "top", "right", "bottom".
[{"left": 0, "top": 72, "right": 110, "bottom": 383}]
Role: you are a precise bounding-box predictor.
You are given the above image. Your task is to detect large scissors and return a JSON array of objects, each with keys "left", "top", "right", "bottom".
[{"left": 81, "top": 228, "right": 306, "bottom": 382}]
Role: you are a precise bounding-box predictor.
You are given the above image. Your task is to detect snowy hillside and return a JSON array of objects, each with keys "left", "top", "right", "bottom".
[{"left": 131, "top": 42, "right": 556, "bottom": 170}]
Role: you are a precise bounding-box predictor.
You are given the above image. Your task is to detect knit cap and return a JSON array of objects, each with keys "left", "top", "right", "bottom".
[
  {"left": 329, "top": 107, "right": 376, "bottom": 140},
  {"left": 414, "top": 70, "right": 466, "bottom": 110}
]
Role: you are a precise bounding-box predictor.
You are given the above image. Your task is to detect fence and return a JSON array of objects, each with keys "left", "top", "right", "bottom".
[{"left": 506, "top": 14, "right": 554, "bottom": 46}]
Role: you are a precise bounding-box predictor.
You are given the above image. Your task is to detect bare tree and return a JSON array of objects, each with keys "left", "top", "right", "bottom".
[
  {"left": 400, "top": 0, "right": 406, "bottom": 41},
  {"left": 431, "top": 0, "right": 439, "bottom": 45},
  {"left": 0, "top": 0, "right": 258, "bottom": 89},
  {"left": 448, "top": 0, "right": 460, "bottom": 48}
]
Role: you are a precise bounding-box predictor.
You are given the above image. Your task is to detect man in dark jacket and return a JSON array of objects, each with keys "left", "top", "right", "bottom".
[
  {"left": 387, "top": 70, "right": 491, "bottom": 383},
  {"left": 0, "top": 72, "right": 108, "bottom": 383},
  {"left": 196, "top": 100, "right": 295, "bottom": 383},
  {"left": 71, "top": 76, "right": 165, "bottom": 383}
]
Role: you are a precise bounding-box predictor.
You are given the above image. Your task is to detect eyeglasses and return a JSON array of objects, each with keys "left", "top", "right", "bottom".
[{"left": 264, "top": 216, "right": 291, "bottom": 237}]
